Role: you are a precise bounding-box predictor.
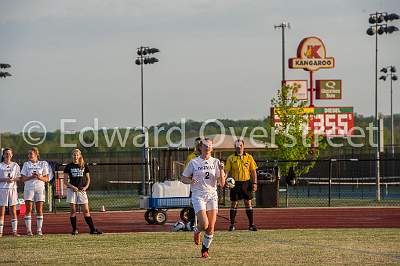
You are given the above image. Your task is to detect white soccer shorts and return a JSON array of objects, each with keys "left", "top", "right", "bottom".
[
  {"left": 24, "top": 186, "right": 45, "bottom": 202},
  {"left": 0, "top": 188, "right": 18, "bottom": 207},
  {"left": 66, "top": 188, "right": 89, "bottom": 205},
  {"left": 191, "top": 192, "right": 218, "bottom": 213}
]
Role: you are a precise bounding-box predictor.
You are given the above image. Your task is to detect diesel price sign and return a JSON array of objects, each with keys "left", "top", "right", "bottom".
[
  {"left": 272, "top": 106, "right": 354, "bottom": 137},
  {"left": 312, "top": 107, "right": 353, "bottom": 136}
]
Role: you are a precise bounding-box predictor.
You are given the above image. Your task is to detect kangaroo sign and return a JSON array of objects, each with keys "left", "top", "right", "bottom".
[{"left": 289, "top": 36, "right": 335, "bottom": 72}]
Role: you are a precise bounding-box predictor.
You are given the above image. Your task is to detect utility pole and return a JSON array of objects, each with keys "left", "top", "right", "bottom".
[{"left": 274, "top": 22, "right": 291, "bottom": 82}]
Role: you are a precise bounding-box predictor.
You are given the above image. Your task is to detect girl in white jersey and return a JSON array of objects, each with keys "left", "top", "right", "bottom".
[
  {"left": 0, "top": 148, "right": 21, "bottom": 237},
  {"left": 20, "top": 148, "right": 49, "bottom": 236},
  {"left": 181, "top": 138, "right": 226, "bottom": 259}
]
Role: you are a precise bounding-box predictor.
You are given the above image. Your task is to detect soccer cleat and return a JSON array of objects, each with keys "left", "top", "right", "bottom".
[
  {"left": 71, "top": 230, "right": 79, "bottom": 235},
  {"left": 194, "top": 230, "right": 201, "bottom": 245},
  {"left": 26, "top": 231, "right": 33, "bottom": 236},
  {"left": 201, "top": 251, "right": 209, "bottom": 259},
  {"left": 36, "top": 230, "right": 43, "bottom": 236},
  {"left": 228, "top": 224, "right": 236, "bottom": 231},
  {"left": 249, "top": 224, "right": 258, "bottom": 231},
  {"left": 13, "top": 232, "right": 21, "bottom": 237},
  {"left": 90, "top": 229, "right": 103, "bottom": 235}
]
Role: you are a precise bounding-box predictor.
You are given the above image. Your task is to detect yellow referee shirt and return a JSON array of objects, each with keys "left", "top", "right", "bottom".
[
  {"left": 184, "top": 151, "right": 200, "bottom": 167},
  {"left": 225, "top": 153, "right": 257, "bottom": 182}
]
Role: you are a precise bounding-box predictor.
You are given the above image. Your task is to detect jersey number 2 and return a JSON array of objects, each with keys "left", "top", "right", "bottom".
[{"left": 205, "top": 172, "right": 210, "bottom": 179}]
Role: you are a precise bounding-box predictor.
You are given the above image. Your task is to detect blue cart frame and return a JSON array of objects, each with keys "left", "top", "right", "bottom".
[
  {"left": 145, "top": 196, "right": 194, "bottom": 225},
  {"left": 149, "top": 197, "right": 191, "bottom": 209}
]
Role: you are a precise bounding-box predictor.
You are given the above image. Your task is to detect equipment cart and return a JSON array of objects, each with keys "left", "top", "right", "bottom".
[{"left": 140, "top": 196, "right": 195, "bottom": 225}]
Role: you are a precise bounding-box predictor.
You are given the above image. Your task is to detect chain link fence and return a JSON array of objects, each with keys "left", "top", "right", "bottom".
[
  {"left": 271, "top": 158, "right": 400, "bottom": 207},
  {"left": 9, "top": 150, "right": 400, "bottom": 212},
  {"left": 13, "top": 151, "right": 145, "bottom": 212}
]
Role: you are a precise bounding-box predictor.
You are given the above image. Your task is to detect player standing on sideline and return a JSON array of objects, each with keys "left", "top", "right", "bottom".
[
  {"left": 181, "top": 138, "right": 226, "bottom": 258},
  {"left": 64, "top": 149, "right": 102, "bottom": 235},
  {"left": 225, "top": 139, "right": 258, "bottom": 231},
  {"left": 184, "top": 137, "right": 202, "bottom": 167},
  {"left": 0, "top": 148, "right": 21, "bottom": 237},
  {"left": 20, "top": 147, "right": 49, "bottom": 236}
]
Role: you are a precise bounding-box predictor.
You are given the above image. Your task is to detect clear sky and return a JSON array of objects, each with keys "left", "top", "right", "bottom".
[{"left": 0, "top": 0, "right": 399, "bottom": 133}]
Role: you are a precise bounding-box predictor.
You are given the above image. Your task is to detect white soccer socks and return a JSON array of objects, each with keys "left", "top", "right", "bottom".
[
  {"left": 36, "top": 215, "right": 43, "bottom": 233},
  {"left": 202, "top": 234, "right": 214, "bottom": 249},
  {"left": 0, "top": 219, "right": 4, "bottom": 236},
  {"left": 0, "top": 218, "right": 18, "bottom": 236},
  {"left": 24, "top": 215, "right": 32, "bottom": 234},
  {"left": 24, "top": 215, "right": 43, "bottom": 235},
  {"left": 11, "top": 219, "right": 18, "bottom": 233}
]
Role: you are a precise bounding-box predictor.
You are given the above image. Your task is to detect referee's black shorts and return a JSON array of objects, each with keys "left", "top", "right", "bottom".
[{"left": 230, "top": 180, "right": 254, "bottom": 201}]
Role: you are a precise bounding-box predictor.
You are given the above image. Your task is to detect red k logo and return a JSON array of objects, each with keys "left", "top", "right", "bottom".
[
  {"left": 290, "top": 36, "right": 335, "bottom": 71},
  {"left": 304, "top": 45, "right": 321, "bottom": 59}
]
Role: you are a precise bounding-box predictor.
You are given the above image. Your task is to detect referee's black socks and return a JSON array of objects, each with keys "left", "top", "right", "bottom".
[
  {"left": 245, "top": 207, "right": 254, "bottom": 226},
  {"left": 70, "top": 216, "right": 77, "bottom": 231},
  {"left": 229, "top": 208, "right": 237, "bottom": 225}
]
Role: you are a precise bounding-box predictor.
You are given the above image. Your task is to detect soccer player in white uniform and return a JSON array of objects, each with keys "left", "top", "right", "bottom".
[
  {"left": 20, "top": 148, "right": 49, "bottom": 236},
  {"left": 0, "top": 148, "right": 21, "bottom": 237},
  {"left": 181, "top": 138, "right": 226, "bottom": 258}
]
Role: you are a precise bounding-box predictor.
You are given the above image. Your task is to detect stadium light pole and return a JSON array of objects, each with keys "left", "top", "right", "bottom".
[
  {"left": 0, "top": 63, "right": 12, "bottom": 153},
  {"left": 366, "top": 12, "right": 399, "bottom": 202},
  {"left": 0, "top": 63, "right": 12, "bottom": 79},
  {"left": 274, "top": 22, "right": 291, "bottom": 82},
  {"left": 380, "top": 66, "right": 398, "bottom": 156},
  {"left": 135, "top": 47, "right": 159, "bottom": 196}
]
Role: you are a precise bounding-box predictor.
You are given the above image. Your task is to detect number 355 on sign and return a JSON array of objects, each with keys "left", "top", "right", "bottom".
[
  {"left": 311, "top": 107, "right": 354, "bottom": 136},
  {"left": 272, "top": 106, "right": 354, "bottom": 137}
]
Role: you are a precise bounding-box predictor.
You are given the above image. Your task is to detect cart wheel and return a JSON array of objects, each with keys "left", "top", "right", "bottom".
[
  {"left": 153, "top": 210, "right": 168, "bottom": 225},
  {"left": 145, "top": 209, "right": 156, "bottom": 224},
  {"left": 180, "top": 207, "right": 195, "bottom": 223}
]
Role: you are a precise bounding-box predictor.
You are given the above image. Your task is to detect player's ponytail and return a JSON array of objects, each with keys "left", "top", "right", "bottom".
[{"left": 72, "top": 149, "right": 85, "bottom": 170}]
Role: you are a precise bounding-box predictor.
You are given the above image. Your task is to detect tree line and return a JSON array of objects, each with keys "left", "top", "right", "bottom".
[{"left": 1, "top": 114, "right": 399, "bottom": 155}]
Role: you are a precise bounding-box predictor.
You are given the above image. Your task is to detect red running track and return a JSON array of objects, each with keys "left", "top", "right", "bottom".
[{"left": 2, "top": 207, "right": 400, "bottom": 235}]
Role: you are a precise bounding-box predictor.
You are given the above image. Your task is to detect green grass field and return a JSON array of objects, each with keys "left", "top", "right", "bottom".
[{"left": 1, "top": 229, "right": 399, "bottom": 265}]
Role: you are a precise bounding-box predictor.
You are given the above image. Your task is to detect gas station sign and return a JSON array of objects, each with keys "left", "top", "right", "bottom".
[
  {"left": 316, "top": 80, "right": 342, "bottom": 99},
  {"left": 282, "top": 80, "right": 308, "bottom": 100},
  {"left": 312, "top": 107, "right": 354, "bottom": 136},
  {"left": 288, "top": 36, "right": 335, "bottom": 72},
  {"left": 276, "top": 36, "right": 355, "bottom": 137},
  {"left": 272, "top": 106, "right": 354, "bottom": 137}
]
